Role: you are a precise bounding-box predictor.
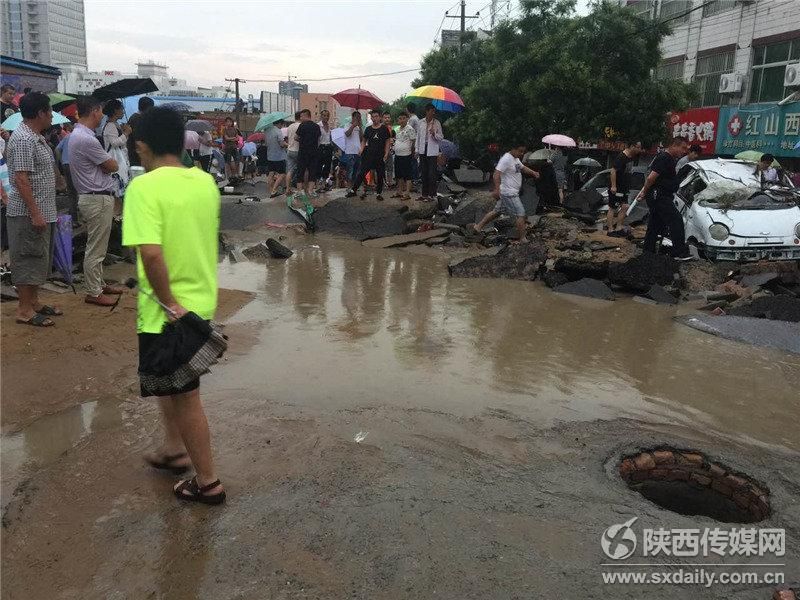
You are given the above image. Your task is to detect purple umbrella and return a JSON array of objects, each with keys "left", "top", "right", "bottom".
[{"left": 53, "top": 214, "right": 75, "bottom": 291}]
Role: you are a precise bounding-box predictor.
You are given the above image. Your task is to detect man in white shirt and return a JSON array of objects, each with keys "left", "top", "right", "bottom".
[
  {"left": 472, "top": 143, "right": 540, "bottom": 243},
  {"left": 340, "top": 111, "right": 363, "bottom": 186},
  {"left": 317, "top": 109, "right": 333, "bottom": 189},
  {"left": 416, "top": 103, "right": 444, "bottom": 201},
  {"left": 392, "top": 112, "right": 416, "bottom": 200},
  {"left": 285, "top": 112, "right": 301, "bottom": 192}
]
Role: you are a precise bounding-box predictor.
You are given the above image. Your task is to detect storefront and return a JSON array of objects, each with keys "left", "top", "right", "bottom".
[
  {"left": 0, "top": 55, "right": 61, "bottom": 94},
  {"left": 715, "top": 102, "right": 800, "bottom": 168},
  {"left": 668, "top": 107, "right": 720, "bottom": 155}
]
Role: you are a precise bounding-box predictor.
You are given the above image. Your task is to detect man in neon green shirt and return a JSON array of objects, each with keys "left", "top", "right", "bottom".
[{"left": 122, "top": 107, "right": 225, "bottom": 505}]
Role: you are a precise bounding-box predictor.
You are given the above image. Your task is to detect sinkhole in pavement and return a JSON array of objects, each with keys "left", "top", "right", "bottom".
[{"left": 618, "top": 448, "right": 770, "bottom": 524}]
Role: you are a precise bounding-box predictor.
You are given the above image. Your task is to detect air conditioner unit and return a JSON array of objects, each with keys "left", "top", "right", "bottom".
[
  {"left": 784, "top": 62, "right": 800, "bottom": 87},
  {"left": 719, "top": 72, "right": 743, "bottom": 94}
]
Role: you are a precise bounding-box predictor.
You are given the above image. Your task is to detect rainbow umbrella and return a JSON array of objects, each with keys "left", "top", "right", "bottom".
[{"left": 407, "top": 85, "right": 465, "bottom": 113}]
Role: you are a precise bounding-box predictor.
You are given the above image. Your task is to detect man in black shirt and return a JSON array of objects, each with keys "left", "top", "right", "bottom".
[
  {"left": 1, "top": 84, "right": 18, "bottom": 122},
  {"left": 294, "top": 109, "right": 321, "bottom": 197},
  {"left": 607, "top": 141, "right": 641, "bottom": 237},
  {"left": 636, "top": 136, "right": 692, "bottom": 260},
  {"left": 346, "top": 110, "right": 392, "bottom": 201},
  {"left": 127, "top": 96, "right": 154, "bottom": 167}
]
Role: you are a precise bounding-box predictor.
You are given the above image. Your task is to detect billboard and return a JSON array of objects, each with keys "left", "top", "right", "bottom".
[
  {"left": 667, "top": 107, "right": 720, "bottom": 154},
  {"left": 715, "top": 102, "right": 800, "bottom": 157}
]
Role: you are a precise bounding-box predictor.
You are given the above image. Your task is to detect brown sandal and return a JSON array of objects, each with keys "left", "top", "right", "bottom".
[
  {"left": 174, "top": 476, "right": 226, "bottom": 505},
  {"left": 145, "top": 452, "right": 190, "bottom": 475}
]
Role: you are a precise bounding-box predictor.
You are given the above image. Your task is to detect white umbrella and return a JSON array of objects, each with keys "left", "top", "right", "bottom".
[
  {"left": 184, "top": 130, "right": 200, "bottom": 150},
  {"left": 331, "top": 127, "right": 347, "bottom": 152},
  {"left": 542, "top": 133, "right": 576, "bottom": 148}
]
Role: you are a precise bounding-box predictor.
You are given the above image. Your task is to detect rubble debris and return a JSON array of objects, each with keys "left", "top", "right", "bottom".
[
  {"left": 403, "top": 203, "right": 438, "bottom": 221},
  {"left": 727, "top": 295, "right": 800, "bottom": 323},
  {"left": 644, "top": 284, "right": 678, "bottom": 305},
  {"left": 314, "top": 198, "right": 406, "bottom": 240},
  {"left": 242, "top": 238, "right": 293, "bottom": 259},
  {"left": 445, "top": 234, "right": 467, "bottom": 248},
  {"left": 446, "top": 197, "right": 494, "bottom": 227},
  {"left": 715, "top": 280, "right": 751, "bottom": 298},
  {"left": 448, "top": 243, "right": 546, "bottom": 281},
  {"left": 424, "top": 236, "right": 450, "bottom": 246},
  {"left": 675, "top": 314, "right": 800, "bottom": 355},
  {"left": 739, "top": 272, "right": 779, "bottom": 289},
  {"left": 553, "top": 257, "right": 609, "bottom": 282},
  {"left": 608, "top": 253, "right": 678, "bottom": 293},
  {"left": 1, "top": 284, "right": 19, "bottom": 302},
  {"left": 542, "top": 271, "right": 569, "bottom": 289},
  {"left": 429, "top": 222, "right": 466, "bottom": 234},
  {"left": 362, "top": 229, "right": 450, "bottom": 249},
  {"left": 554, "top": 278, "right": 615, "bottom": 301}
]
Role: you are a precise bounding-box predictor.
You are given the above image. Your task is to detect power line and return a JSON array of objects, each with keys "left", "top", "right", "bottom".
[{"left": 241, "top": 67, "right": 421, "bottom": 85}]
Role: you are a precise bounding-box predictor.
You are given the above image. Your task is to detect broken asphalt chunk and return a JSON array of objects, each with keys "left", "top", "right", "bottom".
[{"left": 554, "top": 278, "right": 615, "bottom": 301}]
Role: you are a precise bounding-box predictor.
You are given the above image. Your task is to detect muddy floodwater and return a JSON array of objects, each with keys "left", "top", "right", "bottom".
[{"left": 2, "top": 234, "right": 799, "bottom": 600}]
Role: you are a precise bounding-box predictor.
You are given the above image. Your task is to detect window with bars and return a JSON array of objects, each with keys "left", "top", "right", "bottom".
[
  {"left": 702, "top": 0, "right": 737, "bottom": 18},
  {"left": 626, "top": 0, "right": 653, "bottom": 19},
  {"left": 693, "top": 51, "right": 735, "bottom": 106},
  {"left": 750, "top": 38, "right": 800, "bottom": 103},
  {"left": 656, "top": 59, "right": 685, "bottom": 81},
  {"left": 659, "top": 0, "right": 691, "bottom": 25}
]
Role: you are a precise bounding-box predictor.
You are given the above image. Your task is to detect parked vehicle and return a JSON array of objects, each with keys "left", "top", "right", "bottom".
[
  {"left": 580, "top": 166, "right": 649, "bottom": 204},
  {"left": 675, "top": 159, "right": 800, "bottom": 261}
]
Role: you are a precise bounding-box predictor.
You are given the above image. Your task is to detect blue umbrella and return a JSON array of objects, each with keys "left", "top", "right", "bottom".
[
  {"left": 1, "top": 111, "right": 70, "bottom": 131},
  {"left": 255, "top": 111, "right": 291, "bottom": 132},
  {"left": 241, "top": 141, "right": 257, "bottom": 157},
  {"left": 439, "top": 139, "right": 460, "bottom": 160},
  {"left": 52, "top": 215, "right": 74, "bottom": 291}
]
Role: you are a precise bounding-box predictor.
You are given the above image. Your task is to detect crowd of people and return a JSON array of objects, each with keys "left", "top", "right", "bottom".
[{"left": 203, "top": 101, "right": 446, "bottom": 203}]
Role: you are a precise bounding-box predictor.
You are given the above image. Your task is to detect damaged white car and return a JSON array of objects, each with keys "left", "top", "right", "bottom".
[{"left": 675, "top": 159, "right": 800, "bottom": 261}]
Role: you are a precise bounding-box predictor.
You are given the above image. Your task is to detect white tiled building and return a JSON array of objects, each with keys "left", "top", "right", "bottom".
[{"left": 627, "top": 0, "right": 800, "bottom": 106}]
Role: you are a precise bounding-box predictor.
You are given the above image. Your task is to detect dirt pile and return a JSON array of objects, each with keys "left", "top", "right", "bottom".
[{"left": 448, "top": 243, "right": 547, "bottom": 281}]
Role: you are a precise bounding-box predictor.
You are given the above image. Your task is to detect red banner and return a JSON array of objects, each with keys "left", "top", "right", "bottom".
[{"left": 667, "top": 107, "right": 720, "bottom": 154}]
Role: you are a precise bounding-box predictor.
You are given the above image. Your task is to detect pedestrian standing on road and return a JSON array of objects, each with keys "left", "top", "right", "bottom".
[
  {"left": 382, "top": 111, "right": 396, "bottom": 188},
  {"left": 294, "top": 109, "right": 321, "bottom": 198},
  {"left": 416, "top": 103, "right": 443, "bottom": 202},
  {"left": 471, "top": 142, "right": 539, "bottom": 243},
  {"left": 285, "top": 112, "right": 302, "bottom": 194},
  {"left": 127, "top": 96, "right": 154, "bottom": 168},
  {"left": 266, "top": 122, "right": 288, "bottom": 198},
  {"left": 222, "top": 117, "right": 241, "bottom": 179},
  {"left": 317, "top": 109, "right": 334, "bottom": 189},
  {"left": 70, "top": 95, "right": 127, "bottom": 306},
  {"left": 340, "top": 111, "right": 363, "bottom": 186},
  {"left": 675, "top": 143, "right": 700, "bottom": 176},
  {"left": 5, "top": 92, "right": 66, "bottom": 327},
  {"left": 102, "top": 99, "right": 132, "bottom": 194},
  {"left": 406, "top": 102, "right": 421, "bottom": 183},
  {"left": 123, "top": 107, "right": 226, "bottom": 506},
  {"left": 1, "top": 84, "right": 18, "bottom": 121},
  {"left": 197, "top": 130, "right": 215, "bottom": 173},
  {"left": 636, "top": 136, "right": 692, "bottom": 261},
  {"left": 392, "top": 112, "right": 415, "bottom": 200},
  {"left": 346, "top": 110, "right": 392, "bottom": 201},
  {"left": 607, "top": 140, "right": 642, "bottom": 238},
  {"left": 55, "top": 122, "right": 79, "bottom": 221}
]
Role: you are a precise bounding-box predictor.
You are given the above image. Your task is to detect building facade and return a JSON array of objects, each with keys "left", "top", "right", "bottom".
[
  {"left": 279, "top": 80, "right": 308, "bottom": 101},
  {"left": 0, "top": 54, "right": 61, "bottom": 94},
  {"left": 299, "top": 92, "right": 342, "bottom": 122},
  {"left": 627, "top": 0, "right": 800, "bottom": 159},
  {"left": 1, "top": 0, "right": 87, "bottom": 69}
]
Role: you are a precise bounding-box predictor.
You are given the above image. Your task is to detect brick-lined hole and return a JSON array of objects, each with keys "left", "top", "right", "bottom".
[{"left": 619, "top": 448, "right": 770, "bottom": 523}]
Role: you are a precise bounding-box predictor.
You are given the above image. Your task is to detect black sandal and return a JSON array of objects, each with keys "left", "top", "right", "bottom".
[
  {"left": 16, "top": 313, "right": 55, "bottom": 327},
  {"left": 145, "top": 452, "right": 190, "bottom": 475},
  {"left": 36, "top": 304, "right": 63, "bottom": 316},
  {"left": 173, "top": 476, "right": 226, "bottom": 505}
]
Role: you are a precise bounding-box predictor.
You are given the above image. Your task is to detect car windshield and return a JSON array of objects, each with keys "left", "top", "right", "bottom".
[{"left": 698, "top": 185, "right": 799, "bottom": 210}]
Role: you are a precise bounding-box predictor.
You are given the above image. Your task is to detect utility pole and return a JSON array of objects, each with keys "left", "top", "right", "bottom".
[
  {"left": 446, "top": 1, "right": 479, "bottom": 49},
  {"left": 226, "top": 77, "right": 246, "bottom": 126}
]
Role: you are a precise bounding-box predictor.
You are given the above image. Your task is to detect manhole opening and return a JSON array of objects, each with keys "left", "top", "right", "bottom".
[{"left": 619, "top": 448, "right": 770, "bottom": 524}]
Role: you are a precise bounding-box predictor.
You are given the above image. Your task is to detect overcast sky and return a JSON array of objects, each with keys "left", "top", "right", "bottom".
[{"left": 84, "top": 1, "right": 589, "bottom": 102}]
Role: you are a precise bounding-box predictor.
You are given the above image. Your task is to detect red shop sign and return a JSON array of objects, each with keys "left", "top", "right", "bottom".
[{"left": 667, "top": 107, "right": 720, "bottom": 154}]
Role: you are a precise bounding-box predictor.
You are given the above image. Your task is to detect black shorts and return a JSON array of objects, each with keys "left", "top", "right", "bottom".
[
  {"left": 394, "top": 155, "right": 413, "bottom": 180},
  {"left": 296, "top": 152, "right": 318, "bottom": 180},
  {"left": 138, "top": 333, "right": 200, "bottom": 397},
  {"left": 267, "top": 160, "right": 286, "bottom": 174},
  {"left": 608, "top": 192, "right": 629, "bottom": 210},
  {"left": 223, "top": 147, "right": 239, "bottom": 162}
]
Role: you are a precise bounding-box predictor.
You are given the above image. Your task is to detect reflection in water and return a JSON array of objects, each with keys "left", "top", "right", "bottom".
[{"left": 218, "top": 237, "right": 799, "bottom": 452}]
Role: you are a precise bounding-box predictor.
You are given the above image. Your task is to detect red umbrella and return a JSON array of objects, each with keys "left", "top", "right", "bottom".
[
  {"left": 332, "top": 87, "right": 385, "bottom": 110},
  {"left": 247, "top": 132, "right": 265, "bottom": 143}
]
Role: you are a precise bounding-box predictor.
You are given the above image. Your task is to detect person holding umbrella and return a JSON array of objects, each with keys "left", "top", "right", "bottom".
[
  {"left": 102, "top": 99, "right": 132, "bottom": 193},
  {"left": 346, "top": 110, "right": 391, "bottom": 201},
  {"left": 416, "top": 103, "right": 443, "bottom": 201},
  {"left": 123, "top": 107, "right": 226, "bottom": 505}
]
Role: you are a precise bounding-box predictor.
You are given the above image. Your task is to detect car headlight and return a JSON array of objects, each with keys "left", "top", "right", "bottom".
[
  {"left": 709, "top": 223, "right": 730, "bottom": 241},
  {"left": 795, "top": 222, "right": 800, "bottom": 238}
]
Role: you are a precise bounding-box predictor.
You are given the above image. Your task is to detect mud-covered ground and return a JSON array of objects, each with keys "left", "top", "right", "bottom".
[{"left": 2, "top": 192, "right": 799, "bottom": 599}]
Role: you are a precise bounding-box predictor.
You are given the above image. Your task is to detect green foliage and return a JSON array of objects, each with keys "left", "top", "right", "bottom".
[{"left": 386, "top": 0, "right": 694, "bottom": 157}]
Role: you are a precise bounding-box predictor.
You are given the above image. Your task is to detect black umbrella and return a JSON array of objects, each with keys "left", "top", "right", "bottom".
[
  {"left": 92, "top": 78, "right": 158, "bottom": 101},
  {"left": 119, "top": 278, "right": 228, "bottom": 396}
]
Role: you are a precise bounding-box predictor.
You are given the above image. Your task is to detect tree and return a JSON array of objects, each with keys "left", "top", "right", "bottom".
[{"left": 445, "top": 1, "right": 695, "bottom": 155}]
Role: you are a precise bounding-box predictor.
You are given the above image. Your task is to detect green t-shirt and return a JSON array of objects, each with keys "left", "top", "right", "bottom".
[{"left": 122, "top": 166, "right": 220, "bottom": 334}]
